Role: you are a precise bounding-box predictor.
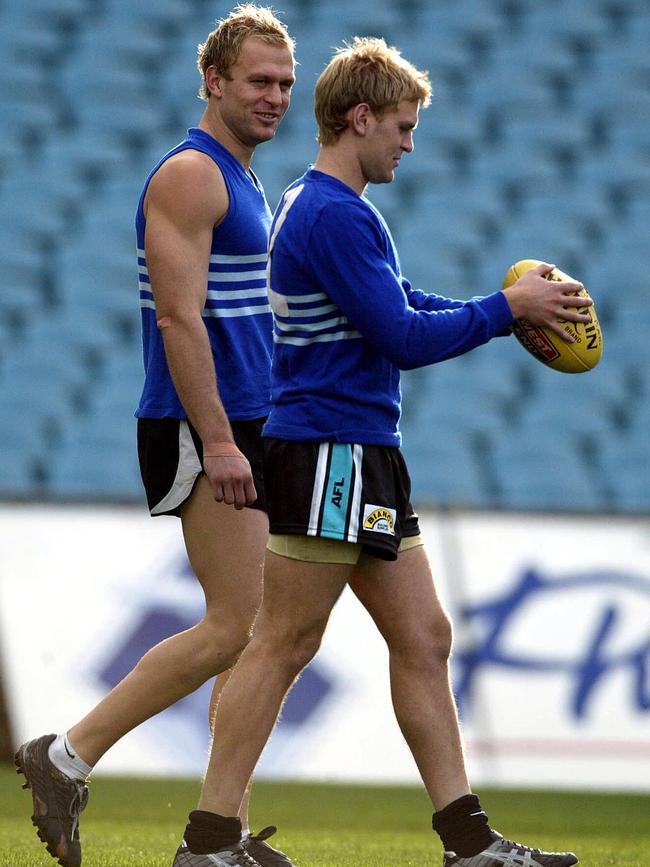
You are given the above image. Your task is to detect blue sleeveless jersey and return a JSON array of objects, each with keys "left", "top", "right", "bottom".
[{"left": 135, "top": 128, "right": 273, "bottom": 421}]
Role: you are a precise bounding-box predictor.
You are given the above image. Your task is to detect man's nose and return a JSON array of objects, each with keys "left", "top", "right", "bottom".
[{"left": 263, "top": 83, "right": 283, "bottom": 106}]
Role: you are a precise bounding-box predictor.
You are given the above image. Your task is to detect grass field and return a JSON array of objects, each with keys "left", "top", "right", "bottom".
[{"left": 1, "top": 766, "right": 648, "bottom": 866}]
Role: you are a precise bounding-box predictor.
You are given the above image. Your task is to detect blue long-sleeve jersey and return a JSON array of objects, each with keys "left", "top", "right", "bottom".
[{"left": 264, "top": 169, "right": 514, "bottom": 446}]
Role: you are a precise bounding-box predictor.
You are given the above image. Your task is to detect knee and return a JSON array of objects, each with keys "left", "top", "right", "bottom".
[
  {"left": 289, "top": 624, "right": 325, "bottom": 672},
  {"left": 390, "top": 610, "right": 454, "bottom": 669},
  {"left": 220, "top": 628, "right": 253, "bottom": 669},
  {"left": 257, "top": 617, "right": 326, "bottom": 678},
  {"left": 433, "top": 610, "right": 454, "bottom": 661},
  {"left": 199, "top": 614, "right": 254, "bottom": 673}
]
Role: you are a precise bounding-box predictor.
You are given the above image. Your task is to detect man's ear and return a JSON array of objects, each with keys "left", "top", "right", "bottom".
[
  {"left": 349, "top": 103, "right": 372, "bottom": 136},
  {"left": 205, "top": 65, "right": 224, "bottom": 98}
]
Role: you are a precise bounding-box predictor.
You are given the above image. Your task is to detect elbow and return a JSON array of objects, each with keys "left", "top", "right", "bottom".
[
  {"left": 387, "top": 320, "right": 431, "bottom": 370},
  {"left": 385, "top": 340, "right": 432, "bottom": 371},
  {"left": 156, "top": 312, "right": 185, "bottom": 337},
  {"left": 380, "top": 343, "right": 409, "bottom": 369},
  {"left": 383, "top": 341, "right": 424, "bottom": 371},
  {"left": 155, "top": 306, "right": 204, "bottom": 334},
  {"left": 391, "top": 344, "right": 453, "bottom": 370},
  {"left": 395, "top": 354, "right": 422, "bottom": 371}
]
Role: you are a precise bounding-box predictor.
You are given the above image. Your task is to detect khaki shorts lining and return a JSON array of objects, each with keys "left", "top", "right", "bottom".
[{"left": 266, "top": 532, "right": 423, "bottom": 564}]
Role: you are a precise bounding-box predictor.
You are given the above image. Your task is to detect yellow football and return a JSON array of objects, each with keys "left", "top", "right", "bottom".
[{"left": 502, "top": 258, "right": 603, "bottom": 373}]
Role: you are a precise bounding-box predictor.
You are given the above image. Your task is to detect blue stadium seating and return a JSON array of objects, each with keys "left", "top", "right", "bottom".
[{"left": 0, "top": 0, "right": 648, "bottom": 513}]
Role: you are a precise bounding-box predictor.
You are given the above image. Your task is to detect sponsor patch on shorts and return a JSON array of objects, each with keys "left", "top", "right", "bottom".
[{"left": 362, "top": 504, "right": 396, "bottom": 535}]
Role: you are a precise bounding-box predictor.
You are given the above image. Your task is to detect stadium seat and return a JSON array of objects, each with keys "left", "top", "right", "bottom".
[
  {"left": 0, "top": 445, "right": 41, "bottom": 495},
  {"left": 411, "top": 1, "right": 505, "bottom": 42},
  {"left": 20, "top": 0, "right": 96, "bottom": 26},
  {"left": 521, "top": 5, "right": 612, "bottom": 47},
  {"left": 403, "top": 359, "right": 511, "bottom": 445},
  {"left": 105, "top": 0, "right": 194, "bottom": 31},
  {"left": 486, "top": 435, "right": 606, "bottom": 512},
  {"left": 597, "top": 436, "right": 650, "bottom": 512},
  {"left": 46, "top": 437, "right": 144, "bottom": 500},
  {"left": 0, "top": 14, "right": 70, "bottom": 69},
  {"left": 0, "top": 256, "right": 48, "bottom": 318},
  {"left": 402, "top": 428, "right": 492, "bottom": 508}
]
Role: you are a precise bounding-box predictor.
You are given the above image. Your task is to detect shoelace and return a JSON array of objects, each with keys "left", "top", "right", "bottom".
[
  {"left": 178, "top": 841, "right": 259, "bottom": 866},
  {"left": 222, "top": 843, "right": 261, "bottom": 866},
  {"left": 67, "top": 782, "right": 89, "bottom": 841},
  {"left": 235, "top": 848, "right": 260, "bottom": 866},
  {"left": 497, "top": 839, "right": 545, "bottom": 855},
  {"left": 247, "top": 827, "right": 291, "bottom": 865},
  {"left": 249, "top": 826, "right": 277, "bottom": 842}
]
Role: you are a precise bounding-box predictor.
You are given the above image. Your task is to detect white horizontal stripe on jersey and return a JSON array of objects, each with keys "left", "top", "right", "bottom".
[
  {"left": 286, "top": 291, "right": 329, "bottom": 305},
  {"left": 138, "top": 248, "right": 267, "bottom": 267},
  {"left": 275, "top": 314, "right": 350, "bottom": 333},
  {"left": 138, "top": 265, "right": 149, "bottom": 276},
  {"left": 203, "top": 303, "right": 272, "bottom": 318},
  {"left": 138, "top": 265, "right": 266, "bottom": 298},
  {"left": 139, "top": 248, "right": 266, "bottom": 264},
  {"left": 210, "top": 252, "right": 267, "bottom": 265},
  {"left": 140, "top": 298, "right": 271, "bottom": 317},
  {"left": 207, "top": 269, "right": 267, "bottom": 282},
  {"left": 276, "top": 303, "right": 338, "bottom": 319},
  {"left": 274, "top": 330, "right": 362, "bottom": 346},
  {"left": 207, "top": 287, "right": 270, "bottom": 300}
]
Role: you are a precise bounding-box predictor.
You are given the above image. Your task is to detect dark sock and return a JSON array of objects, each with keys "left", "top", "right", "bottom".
[
  {"left": 184, "top": 810, "right": 242, "bottom": 854},
  {"left": 432, "top": 794, "right": 497, "bottom": 857}
]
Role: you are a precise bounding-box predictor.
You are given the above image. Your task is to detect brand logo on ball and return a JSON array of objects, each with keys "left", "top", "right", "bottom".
[
  {"left": 584, "top": 319, "right": 600, "bottom": 350},
  {"left": 558, "top": 298, "right": 593, "bottom": 344},
  {"left": 513, "top": 319, "right": 561, "bottom": 362},
  {"left": 363, "top": 505, "right": 396, "bottom": 535}
]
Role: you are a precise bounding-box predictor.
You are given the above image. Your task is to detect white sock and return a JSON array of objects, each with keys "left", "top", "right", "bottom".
[{"left": 48, "top": 733, "right": 93, "bottom": 781}]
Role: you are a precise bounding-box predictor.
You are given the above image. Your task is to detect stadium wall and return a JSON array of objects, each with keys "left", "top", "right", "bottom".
[{"left": 0, "top": 504, "right": 648, "bottom": 792}]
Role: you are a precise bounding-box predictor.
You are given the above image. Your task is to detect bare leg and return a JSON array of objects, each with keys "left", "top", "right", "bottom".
[
  {"left": 198, "top": 551, "right": 351, "bottom": 816},
  {"left": 67, "top": 476, "right": 267, "bottom": 765},
  {"left": 349, "top": 545, "right": 470, "bottom": 810},
  {"left": 208, "top": 669, "right": 253, "bottom": 827}
]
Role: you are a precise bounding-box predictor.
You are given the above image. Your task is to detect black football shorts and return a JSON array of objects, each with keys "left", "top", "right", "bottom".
[
  {"left": 137, "top": 416, "right": 267, "bottom": 516},
  {"left": 263, "top": 438, "right": 420, "bottom": 561}
]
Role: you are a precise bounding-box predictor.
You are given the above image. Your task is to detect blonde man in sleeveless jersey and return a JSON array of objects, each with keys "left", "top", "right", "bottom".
[{"left": 16, "top": 7, "right": 296, "bottom": 867}]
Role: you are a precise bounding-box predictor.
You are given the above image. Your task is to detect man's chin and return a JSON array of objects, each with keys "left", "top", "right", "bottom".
[{"left": 252, "top": 126, "right": 279, "bottom": 146}]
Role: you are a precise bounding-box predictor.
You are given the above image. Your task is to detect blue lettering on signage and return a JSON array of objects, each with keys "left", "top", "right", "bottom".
[{"left": 454, "top": 568, "right": 650, "bottom": 719}]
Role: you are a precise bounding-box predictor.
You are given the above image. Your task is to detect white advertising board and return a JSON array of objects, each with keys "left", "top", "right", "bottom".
[
  {"left": 0, "top": 505, "right": 648, "bottom": 791},
  {"left": 439, "top": 512, "right": 650, "bottom": 791}
]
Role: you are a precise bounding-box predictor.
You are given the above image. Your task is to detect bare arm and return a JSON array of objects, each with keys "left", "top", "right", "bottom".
[
  {"left": 144, "top": 151, "right": 256, "bottom": 509},
  {"left": 502, "top": 261, "right": 593, "bottom": 343}
]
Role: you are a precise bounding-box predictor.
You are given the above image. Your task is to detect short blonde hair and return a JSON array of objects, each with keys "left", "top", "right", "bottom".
[
  {"left": 315, "top": 37, "right": 432, "bottom": 145},
  {"left": 197, "top": 4, "right": 295, "bottom": 100}
]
